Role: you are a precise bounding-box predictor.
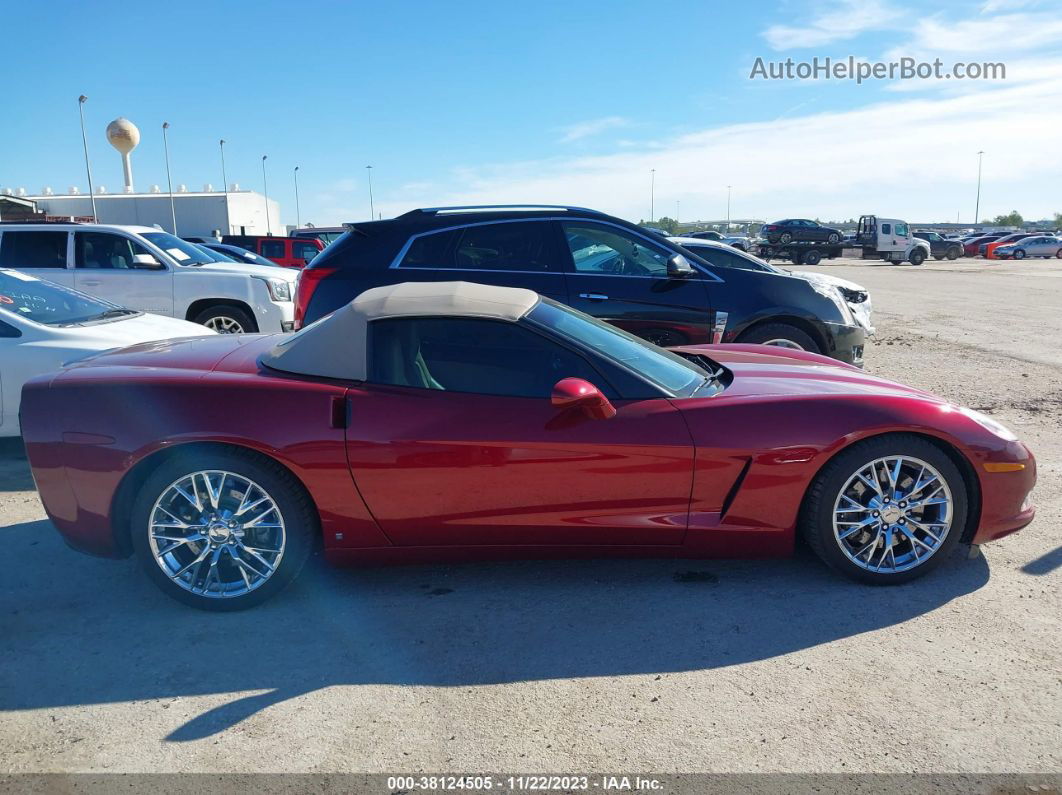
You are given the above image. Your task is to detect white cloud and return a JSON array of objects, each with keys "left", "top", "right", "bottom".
[
  {"left": 887, "top": 11, "right": 1062, "bottom": 57},
  {"left": 763, "top": 0, "right": 904, "bottom": 49},
  {"left": 557, "top": 116, "right": 629, "bottom": 143},
  {"left": 980, "top": 0, "right": 1040, "bottom": 12},
  {"left": 372, "top": 75, "right": 1061, "bottom": 225}
]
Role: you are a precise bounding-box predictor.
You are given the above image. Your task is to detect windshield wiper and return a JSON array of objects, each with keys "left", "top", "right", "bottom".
[{"left": 88, "top": 308, "right": 138, "bottom": 321}]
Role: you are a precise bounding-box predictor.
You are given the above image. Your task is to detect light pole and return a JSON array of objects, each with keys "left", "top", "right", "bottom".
[
  {"left": 219, "top": 139, "right": 230, "bottom": 235},
  {"left": 262, "top": 155, "right": 271, "bottom": 235},
  {"left": 294, "top": 166, "right": 301, "bottom": 229},
  {"left": 726, "top": 185, "right": 732, "bottom": 231},
  {"left": 676, "top": 200, "right": 680, "bottom": 224},
  {"left": 162, "top": 122, "right": 177, "bottom": 234},
  {"left": 649, "top": 169, "right": 655, "bottom": 223},
  {"left": 77, "top": 95, "right": 98, "bottom": 222},
  {"left": 974, "top": 151, "right": 984, "bottom": 224},
  {"left": 366, "top": 165, "right": 374, "bottom": 219}
]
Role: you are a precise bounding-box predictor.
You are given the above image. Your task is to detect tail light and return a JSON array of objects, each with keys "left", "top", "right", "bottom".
[{"left": 294, "top": 266, "right": 337, "bottom": 329}]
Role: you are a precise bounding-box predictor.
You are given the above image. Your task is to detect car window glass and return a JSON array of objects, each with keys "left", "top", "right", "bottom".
[
  {"left": 261, "top": 240, "right": 286, "bottom": 259},
  {"left": 692, "top": 246, "right": 765, "bottom": 271},
  {"left": 452, "top": 222, "right": 554, "bottom": 272},
  {"left": 369, "top": 317, "right": 609, "bottom": 398},
  {"left": 562, "top": 222, "right": 670, "bottom": 277},
  {"left": 0, "top": 231, "right": 68, "bottom": 269},
  {"left": 74, "top": 232, "right": 151, "bottom": 269},
  {"left": 0, "top": 269, "right": 119, "bottom": 325},
  {"left": 293, "top": 242, "right": 319, "bottom": 261},
  {"left": 895, "top": 223, "right": 909, "bottom": 236},
  {"left": 881, "top": 223, "right": 892, "bottom": 234},
  {"left": 399, "top": 229, "right": 460, "bottom": 268}
]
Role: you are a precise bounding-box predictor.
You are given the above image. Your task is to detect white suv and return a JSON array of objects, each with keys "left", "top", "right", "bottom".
[{"left": 0, "top": 223, "right": 297, "bottom": 333}]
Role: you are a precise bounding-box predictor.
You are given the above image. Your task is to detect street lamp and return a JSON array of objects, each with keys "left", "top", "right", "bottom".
[
  {"left": 294, "top": 166, "right": 301, "bottom": 229},
  {"left": 974, "top": 151, "right": 984, "bottom": 224},
  {"left": 162, "top": 122, "right": 177, "bottom": 234},
  {"left": 726, "top": 185, "right": 732, "bottom": 231},
  {"left": 219, "top": 139, "right": 230, "bottom": 235},
  {"left": 262, "top": 155, "right": 271, "bottom": 235},
  {"left": 366, "top": 165, "right": 374, "bottom": 219},
  {"left": 649, "top": 169, "right": 655, "bottom": 223},
  {"left": 77, "top": 95, "right": 98, "bottom": 222}
]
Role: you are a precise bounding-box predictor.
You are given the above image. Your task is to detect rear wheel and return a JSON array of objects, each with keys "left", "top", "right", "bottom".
[
  {"left": 933, "top": 255, "right": 945, "bottom": 261},
  {"left": 946, "top": 247, "right": 960, "bottom": 260},
  {"left": 801, "top": 435, "right": 967, "bottom": 584},
  {"left": 802, "top": 249, "right": 822, "bottom": 266},
  {"left": 779, "top": 232, "right": 793, "bottom": 244},
  {"left": 827, "top": 232, "right": 840, "bottom": 244},
  {"left": 194, "top": 305, "right": 258, "bottom": 334},
  {"left": 738, "top": 323, "right": 820, "bottom": 353},
  {"left": 131, "top": 448, "right": 316, "bottom": 610}
]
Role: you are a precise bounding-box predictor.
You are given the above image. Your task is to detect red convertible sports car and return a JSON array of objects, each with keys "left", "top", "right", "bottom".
[{"left": 21, "top": 281, "right": 1036, "bottom": 610}]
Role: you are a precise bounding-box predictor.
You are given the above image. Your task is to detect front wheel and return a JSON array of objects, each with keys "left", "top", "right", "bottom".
[
  {"left": 738, "top": 322, "right": 820, "bottom": 353},
  {"left": 779, "top": 232, "right": 793, "bottom": 244},
  {"left": 946, "top": 247, "right": 960, "bottom": 260},
  {"left": 801, "top": 435, "right": 967, "bottom": 584},
  {"left": 1013, "top": 249, "right": 1026, "bottom": 260},
  {"left": 827, "top": 232, "right": 840, "bottom": 244},
  {"left": 908, "top": 248, "right": 926, "bottom": 266},
  {"left": 194, "top": 304, "right": 258, "bottom": 334},
  {"left": 131, "top": 448, "right": 317, "bottom": 610}
]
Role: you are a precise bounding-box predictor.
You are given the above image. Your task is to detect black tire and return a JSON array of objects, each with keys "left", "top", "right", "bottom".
[
  {"left": 193, "top": 304, "right": 258, "bottom": 334},
  {"left": 802, "top": 249, "right": 822, "bottom": 266},
  {"left": 933, "top": 255, "right": 945, "bottom": 261},
  {"left": 946, "top": 247, "right": 960, "bottom": 260},
  {"left": 779, "top": 232, "right": 793, "bottom": 244},
  {"left": 639, "top": 328, "right": 686, "bottom": 348},
  {"left": 131, "top": 447, "right": 317, "bottom": 611},
  {"left": 827, "top": 232, "right": 840, "bottom": 244},
  {"left": 1013, "top": 249, "right": 1026, "bottom": 260},
  {"left": 1055, "top": 248, "right": 1062, "bottom": 259},
  {"left": 908, "top": 248, "right": 926, "bottom": 266},
  {"left": 738, "top": 322, "right": 820, "bottom": 353},
  {"left": 800, "top": 434, "right": 968, "bottom": 585}
]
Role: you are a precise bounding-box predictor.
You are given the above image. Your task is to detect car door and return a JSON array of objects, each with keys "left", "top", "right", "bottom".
[
  {"left": 0, "top": 230, "right": 74, "bottom": 286},
  {"left": 345, "top": 315, "right": 695, "bottom": 546},
  {"left": 72, "top": 231, "right": 174, "bottom": 315},
  {"left": 560, "top": 220, "right": 713, "bottom": 346},
  {"left": 390, "top": 219, "right": 569, "bottom": 303}
]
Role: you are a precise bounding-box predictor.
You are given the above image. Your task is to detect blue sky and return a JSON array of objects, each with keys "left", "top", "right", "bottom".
[{"left": 2, "top": 0, "right": 1060, "bottom": 226}]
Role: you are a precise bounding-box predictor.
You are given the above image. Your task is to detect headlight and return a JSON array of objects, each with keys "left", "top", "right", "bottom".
[
  {"left": 255, "top": 276, "right": 292, "bottom": 302},
  {"left": 809, "top": 281, "right": 855, "bottom": 325},
  {"left": 961, "top": 407, "right": 1018, "bottom": 441}
]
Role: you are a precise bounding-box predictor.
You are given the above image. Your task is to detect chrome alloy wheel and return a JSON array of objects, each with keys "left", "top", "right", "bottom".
[
  {"left": 148, "top": 470, "right": 286, "bottom": 598},
  {"left": 763, "top": 338, "right": 805, "bottom": 350},
  {"left": 204, "top": 315, "right": 245, "bottom": 333},
  {"left": 832, "top": 456, "right": 954, "bottom": 573}
]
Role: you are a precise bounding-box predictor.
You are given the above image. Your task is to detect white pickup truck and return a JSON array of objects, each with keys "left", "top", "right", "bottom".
[{"left": 0, "top": 223, "right": 297, "bottom": 333}]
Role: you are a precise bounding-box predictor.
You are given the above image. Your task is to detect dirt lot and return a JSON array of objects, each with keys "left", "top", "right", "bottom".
[{"left": 1, "top": 257, "right": 1059, "bottom": 775}]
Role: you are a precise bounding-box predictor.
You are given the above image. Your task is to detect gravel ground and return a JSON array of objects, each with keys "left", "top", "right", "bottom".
[{"left": 0, "top": 257, "right": 1059, "bottom": 776}]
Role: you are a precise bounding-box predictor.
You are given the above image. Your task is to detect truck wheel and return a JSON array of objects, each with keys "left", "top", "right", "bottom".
[
  {"left": 779, "top": 232, "right": 793, "bottom": 244},
  {"left": 802, "top": 249, "right": 822, "bottom": 265},
  {"left": 827, "top": 233, "right": 840, "bottom": 244},
  {"left": 946, "top": 247, "right": 960, "bottom": 260},
  {"left": 908, "top": 249, "right": 926, "bottom": 266},
  {"left": 194, "top": 305, "right": 258, "bottom": 334},
  {"left": 739, "top": 323, "right": 821, "bottom": 354}
]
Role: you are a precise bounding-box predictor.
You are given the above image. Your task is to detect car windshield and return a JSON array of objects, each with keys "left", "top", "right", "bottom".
[
  {"left": 192, "top": 244, "right": 237, "bottom": 262},
  {"left": 0, "top": 269, "right": 135, "bottom": 326},
  {"left": 141, "top": 232, "right": 214, "bottom": 265},
  {"left": 527, "top": 298, "right": 712, "bottom": 396}
]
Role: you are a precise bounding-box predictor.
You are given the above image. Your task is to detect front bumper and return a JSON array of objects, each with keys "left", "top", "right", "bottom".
[
  {"left": 824, "top": 321, "right": 865, "bottom": 368},
  {"left": 971, "top": 441, "right": 1038, "bottom": 544},
  {"left": 255, "top": 300, "right": 296, "bottom": 333}
]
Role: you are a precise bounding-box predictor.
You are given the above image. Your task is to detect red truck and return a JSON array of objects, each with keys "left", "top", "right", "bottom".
[{"left": 221, "top": 235, "right": 324, "bottom": 268}]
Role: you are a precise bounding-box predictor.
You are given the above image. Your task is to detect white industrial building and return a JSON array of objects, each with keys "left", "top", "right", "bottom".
[{"left": 9, "top": 189, "right": 281, "bottom": 237}]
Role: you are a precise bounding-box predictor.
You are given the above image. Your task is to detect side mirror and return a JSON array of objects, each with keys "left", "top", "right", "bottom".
[
  {"left": 551, "top": 378, "right": 616, "bottom": 420},
  {"left": 666, "top": 253, "right": 695, "bottom": 278},
  {"left": 132, "top": 253, "right": 163, "bottom": 270}
]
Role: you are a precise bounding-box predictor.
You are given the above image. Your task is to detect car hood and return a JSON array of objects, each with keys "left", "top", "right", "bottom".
[
  {"left": 180, "top": 261, "right": 297, "bottom": 281},
  {"left": 675, "top": 344, "right": 940, "bottom": 402}
]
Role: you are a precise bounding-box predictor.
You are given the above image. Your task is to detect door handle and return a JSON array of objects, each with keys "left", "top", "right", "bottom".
[{"left": 578, "top": 293, "right": 609, "bottom": 301}]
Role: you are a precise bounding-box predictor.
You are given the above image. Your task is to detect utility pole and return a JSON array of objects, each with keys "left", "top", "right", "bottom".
[
  {"left": 162, "top": 122, "right": 177, "bottom": 234},
  {"left": 219, "top": 139, "right": 229, "bottom": 235},
  {"left": 77, "top": 95, "right": 98, "bottom": 222}
]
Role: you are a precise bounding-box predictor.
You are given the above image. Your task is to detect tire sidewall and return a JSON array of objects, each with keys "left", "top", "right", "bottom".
[
  {"left": 739, "top": 323, "right": 820, "bottom": 354},
  {"left": 131, "top": 449, "right": 315, "bottom": 611},
  {"left": 194, "top": 305, "right": 258, "bottom": 334},
  {"left": 803, "top": 436, "right": 968, "bottom": 584}
]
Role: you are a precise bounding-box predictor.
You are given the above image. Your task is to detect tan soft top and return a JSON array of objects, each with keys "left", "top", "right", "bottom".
[{"left": 260, "top": 281, "right": 540, "bottom": 381}]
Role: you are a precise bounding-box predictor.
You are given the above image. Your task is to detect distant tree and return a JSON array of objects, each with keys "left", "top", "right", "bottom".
[
  {"left": 992, "top": 210, "right": 1024, "bottom": 226},
  {"left": 652, "top": 216, "right": 679, "bottom": 234},
  {"left": 1054, "top": 212, "right": 1062, "bottom": 228}
]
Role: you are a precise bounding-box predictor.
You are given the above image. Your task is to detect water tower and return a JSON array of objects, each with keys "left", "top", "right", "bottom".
[{"left": 106, "top": 118, "right": 141, "bottom": 193}]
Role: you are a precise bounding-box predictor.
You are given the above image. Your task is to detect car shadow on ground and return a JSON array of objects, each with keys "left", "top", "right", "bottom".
[
  {"left": 0, "top": 513, "right": 990, "bottom": 743},
  {"left": 0, "top": 438, "right": 33, "bottom": 493}
]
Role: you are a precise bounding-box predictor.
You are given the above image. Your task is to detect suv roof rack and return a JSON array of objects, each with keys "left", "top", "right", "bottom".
[
  {"left": 0, "top": 219, "right": 86, "bottom": 225},
  {"left": 404, "top": 204, "right": 606, "bottom": 217}
]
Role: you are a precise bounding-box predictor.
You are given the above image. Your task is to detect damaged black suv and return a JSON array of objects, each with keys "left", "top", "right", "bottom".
[{"left": 295, "top": 205, "right": 867, "bottom": 365}]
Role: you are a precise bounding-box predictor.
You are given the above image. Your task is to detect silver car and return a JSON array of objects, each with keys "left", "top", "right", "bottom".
[{"left": 995, "top": 235, "right": 1062, "bottom": 260}]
